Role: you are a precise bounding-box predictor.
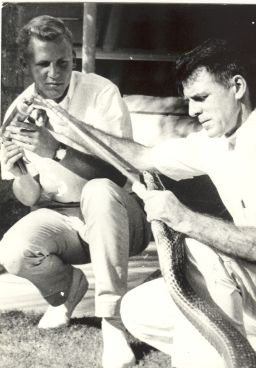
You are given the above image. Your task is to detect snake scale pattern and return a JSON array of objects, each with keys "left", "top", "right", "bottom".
[{"left": 143, "top": 170, "right": 256, "bottom": 368}]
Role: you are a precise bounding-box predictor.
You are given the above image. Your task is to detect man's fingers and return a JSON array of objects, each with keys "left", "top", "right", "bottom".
[
  {"left": 6, "top": 125, "right": 37, "bottom": 134},
  {"left": 2, "top": 142, "right": 23, "bottom": 154},
  {"left": 6, "top": 152, "right": 24, "bottom": 169},
  {"left": 11, "top": 138, "right": 34, "bottom": 151},
  {"left": 8, "top": 128, "right": 39, "bottom": 144},
  {"left": 2, "top": 139, "right": 14, "bottom": 147},
  {"left": 11, "top": 135, "right": 33, "bottom": 144},
  {"left": 2, "top": 145, "right": 24, "bottom": 166}
]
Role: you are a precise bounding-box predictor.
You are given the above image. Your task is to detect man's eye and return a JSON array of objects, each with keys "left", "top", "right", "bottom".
[
  {"left": 191, "top": 95, "right": 207, "bottom": 102},
  {"left": 58, "top": 60, "right": 69, "bottom": 67},
  {"left": 37, "top": 62, "right": 49, "bottom": 67}
]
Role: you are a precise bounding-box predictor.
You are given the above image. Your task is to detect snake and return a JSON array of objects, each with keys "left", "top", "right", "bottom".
[{"left": 142, "top": 170, "right": 256, "bottom": 368}]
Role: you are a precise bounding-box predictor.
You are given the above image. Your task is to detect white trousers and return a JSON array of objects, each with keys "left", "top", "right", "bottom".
[
  {"left": 0, "top": 179, "right": 151, "bottom": 317},
  {"left": 121, "top": 238, "right": 256, "bottom": 368}
]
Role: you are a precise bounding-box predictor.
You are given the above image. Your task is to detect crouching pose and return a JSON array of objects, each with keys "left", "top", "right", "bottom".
[
  {"left": 120, "top": 38, "right": 256, "bottom": 367},
  {"left": 0, "top": 15, "right": 151, "bottom": 368}
]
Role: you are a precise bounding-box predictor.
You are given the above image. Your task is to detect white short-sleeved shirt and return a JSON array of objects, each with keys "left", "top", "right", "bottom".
[
  {"left": 1, "top": 72, "right": 132, "bottom": 203},
  {"left": 151, "top": 110, "right": 256, "bottom": 227}
]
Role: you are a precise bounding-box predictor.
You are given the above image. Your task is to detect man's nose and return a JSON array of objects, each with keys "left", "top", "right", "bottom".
[
  {"left": 188, "top": 101, "right": 201, "bottom": 117},
  {"left": 48, "top": 63, "right": 59, "bottom": 78}
]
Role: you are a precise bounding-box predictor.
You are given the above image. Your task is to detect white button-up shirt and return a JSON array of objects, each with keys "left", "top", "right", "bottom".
[
  {"left": 2, "top": 72, "right": 132, "bottom": 203},
  {"left": 151, "top": 110, "right": 256, "bottom": 227}
]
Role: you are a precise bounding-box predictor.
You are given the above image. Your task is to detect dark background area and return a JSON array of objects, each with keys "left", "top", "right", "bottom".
[{"left": 3, "top": 2, "right": 256, "bottom": 113}]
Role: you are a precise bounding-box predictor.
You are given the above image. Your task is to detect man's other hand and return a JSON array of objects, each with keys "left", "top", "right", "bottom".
[
  {"left": 133, "top": 182, "right": 188, "bottom": 231},
  {"left": 5, "top": 122, "right": 59, "bottom": 158},
  {"left": 1, "top": 140, "right": 25, "bottom": 176}
]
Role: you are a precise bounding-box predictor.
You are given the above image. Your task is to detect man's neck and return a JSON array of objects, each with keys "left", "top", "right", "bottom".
[
  {"left": 54, "top": 86, "right": 69, "bottom": 103},
  {"left": 225, "top": 121, "right": 242, "bottom": 138},
  {"left": 225, "top": 104, "right": 252, "bottom": 138}
]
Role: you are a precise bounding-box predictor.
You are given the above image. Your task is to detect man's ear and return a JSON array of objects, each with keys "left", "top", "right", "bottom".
[{"left": 231, "top": 74, "right": 247, "bottom": 100}]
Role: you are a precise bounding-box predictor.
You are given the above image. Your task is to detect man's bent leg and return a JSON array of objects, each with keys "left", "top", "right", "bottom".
[
  {"left": 174, "top": 238, "right": 245, "bottom": 367},
  {"left": 185, "top": 238, "right": 245, "bottom": 335},
  {"left": 0, "top": 208, "right": 89, "bottom": 306},
  {"left": 121, "top": 239, "right": 246, "bottom": 368},
  {"left": 121, "top": 277, "right": 225, "bottom": 368},
  {"left": 225, "top": 257, "right": 256, "bottom": 349},
  {"left": 80, "top": 178, "right": 151, "bottom": 368},
  {"left": 121, "top": 278, "right": 175, "bottom": 355},
  {"left": 80, "top": 178, "right": 151, "bottom": 318}
]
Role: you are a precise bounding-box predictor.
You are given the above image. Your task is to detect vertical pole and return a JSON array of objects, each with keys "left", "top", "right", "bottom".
[{"left": 82, "top": 3, "right": 97, "bottom": 73}]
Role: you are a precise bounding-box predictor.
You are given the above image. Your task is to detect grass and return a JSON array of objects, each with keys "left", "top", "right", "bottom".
[{"left": 0, "top": 311, "right": 173, "bottom": 368}]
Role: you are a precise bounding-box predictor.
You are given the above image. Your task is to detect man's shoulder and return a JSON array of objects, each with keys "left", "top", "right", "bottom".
[{"left": 72, "top": 71, "right": 115, "bottom": 90}]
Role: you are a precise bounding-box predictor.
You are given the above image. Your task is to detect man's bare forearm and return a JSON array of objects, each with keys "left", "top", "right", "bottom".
[
  {"left": 85, "top": 127, "right": 151, "bottom": 172},
  {"left": 55, "top": 116, "right": 153, "bottom": 173},
  {"left": 181, "top": 208, "right": 256, "bottom": 261}
]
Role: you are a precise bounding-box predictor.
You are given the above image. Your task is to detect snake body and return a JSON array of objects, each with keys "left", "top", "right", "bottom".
[{"left": 143, "top": 171, "right": 256, "bottom": 368}]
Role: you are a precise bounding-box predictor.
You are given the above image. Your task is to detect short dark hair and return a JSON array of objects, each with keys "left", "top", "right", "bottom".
[
  {"left": 176, "top": 38, "right": 256, "bottom": 105},
  {"left": 17, "top": 15, "right": 73, "bottom": 62}
]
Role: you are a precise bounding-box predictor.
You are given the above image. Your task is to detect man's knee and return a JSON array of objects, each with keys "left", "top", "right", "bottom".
[
  {"left": 0, "top": 234, "right": 35, "bottom": 275},
  {"left": 0, "top": 209, "right": 55, "bottom": 275},
  {"left": 81, "top": 178, "right": 125, "bottom": 215},
  {"left": 82, "top": 178, "right": 120, "bottom": 199}
]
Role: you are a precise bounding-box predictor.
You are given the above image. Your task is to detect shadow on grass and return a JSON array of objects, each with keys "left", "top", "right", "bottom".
[
  {"left": 71, "top": 315, "right": 172, "bottom": 367},
  {"left": 71, "top": 315, "right": 102, "bottom": 329},
  {"left": 71, "top": 315, "right": 166, "bottom": 364},
  {"left": 131, "top": 340, "right": 158, "bottom": 360}
]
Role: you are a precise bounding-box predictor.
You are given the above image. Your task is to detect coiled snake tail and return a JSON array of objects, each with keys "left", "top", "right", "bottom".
[{"left": 143, "top": 170, "right": 256, "bottom": 368}]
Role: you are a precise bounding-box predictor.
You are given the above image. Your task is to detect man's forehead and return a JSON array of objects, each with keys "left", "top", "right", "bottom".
[
  {"left": 183, "top": 67, "right": 217, "bottom": 95},
  {"left": 28, "top": 36, "right": 72, "bottom": 59}
]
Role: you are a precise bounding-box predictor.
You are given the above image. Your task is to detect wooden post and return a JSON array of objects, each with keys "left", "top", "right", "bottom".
[
  {"left": 82, "top": 3, "right": 97, "bottom": 73},
  {"left": 102, "top": 4, "right": 122, "bottom": 52}
]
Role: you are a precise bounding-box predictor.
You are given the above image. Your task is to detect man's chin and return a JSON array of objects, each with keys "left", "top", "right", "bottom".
[
  {"left": 204, "top": 128, "right": 220, "bottom": 138},
  {"left": 36, "top": 84, "right": 69, "bottom": 102},
  {"left": 45, "top": 87, "right": 69, "bottom": 103}
]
